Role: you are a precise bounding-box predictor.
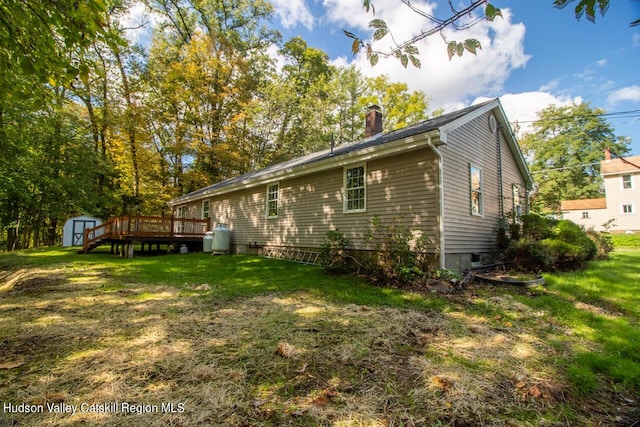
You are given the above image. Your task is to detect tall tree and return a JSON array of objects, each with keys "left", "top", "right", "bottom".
[
  {"left": 360, "top": 75, "right": 430, "bottom": 133},
  {"left": 519, "top": 103, "right": 630, "bottom": 213}
]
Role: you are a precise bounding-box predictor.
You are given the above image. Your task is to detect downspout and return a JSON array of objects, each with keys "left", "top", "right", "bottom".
[
  {"left": 496, "top": 126, "right": 504, "bottom": 219},
  {"left": 427, "top": 138, "right": 446, "bottom": 269}
]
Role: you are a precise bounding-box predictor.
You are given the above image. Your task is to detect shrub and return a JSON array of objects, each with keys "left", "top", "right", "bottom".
[
  {"left": 541, "top": 238, "right": 584, "bottom": 269},
  {"left": 364, "top": 215, "right": 421, "bottom": 287},
  {"left": 319, "top": 229, "right": 352, "bottom": 273},
  {"left": 553, "top": 220, "right": 597, "bottom": 262},
  {"left": 505, "top": 238, "right": 554, "bottom": 272},
  {"left": 585, "top": 229, "right": 613, "bottom": 260},
  {"left": 521, "top": 213, "right": 552, "bottom": 240}
]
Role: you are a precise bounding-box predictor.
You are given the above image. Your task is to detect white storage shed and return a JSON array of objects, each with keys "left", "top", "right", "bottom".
[{"left": 62, "top": 215, "right": 102, "bottom": 247}]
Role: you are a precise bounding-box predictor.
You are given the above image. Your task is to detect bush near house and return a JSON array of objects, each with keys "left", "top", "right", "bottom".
[
  {"left": 320, "top": 216, "right": 442, "bottom": 288},
  {"left": 504, "top": 214, "right": 609, "bottom": 272}
]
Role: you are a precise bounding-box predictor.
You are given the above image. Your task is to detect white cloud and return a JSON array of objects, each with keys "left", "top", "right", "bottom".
[
  {"left": 607, "top": 86, "right": 640, "bottom": 105},
  {"left": 596, "top": 59, "right": 607, "bottom": 67},
  {"left": 272, "top": 0, "right": 315, "bottom": 30},
  {"left": 326, "top": 2, "right": 530, "bottom": 110},
  {"left": 475, "top": 92, "right": 582, "bottom": 136},
  {"left": 633, "top": 32, "right": 640, "bottom": 47},
  {"left": 539, "top": 79, "right": 560, "bottom": 92},
  {"left": 122, "top": 2, "right": 159, "bottom": 47}
]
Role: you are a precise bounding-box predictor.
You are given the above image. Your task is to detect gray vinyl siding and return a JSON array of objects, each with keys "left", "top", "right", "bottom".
[
  {"left": 439, "top": 112, "right": 527, "bottom": 256},
  {"left": 176, "top": 148, "right": 439, "bottom": 251}
]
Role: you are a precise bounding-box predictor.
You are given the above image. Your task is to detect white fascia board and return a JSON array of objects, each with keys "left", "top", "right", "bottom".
[
  {"left": 438, "top": 99, "right": 499, "bottom": 145},
  {"left": 169, "top": 131, "right": 440, "bottom": 206}
]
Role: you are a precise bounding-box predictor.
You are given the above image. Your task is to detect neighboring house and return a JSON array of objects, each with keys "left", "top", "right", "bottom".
[
  {"left": 560, "top": 199, "right": 608, "bottom": 231},
  {"left": 168, "top": 98, "right": 534, "bottom": 271},
  {"left": 561, "top": 151, "right": 640, "bottom": 233}
]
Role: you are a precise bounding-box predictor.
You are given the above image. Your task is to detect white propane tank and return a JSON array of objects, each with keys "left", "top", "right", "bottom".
[
  {"left": 211, "top": 224, "right": 231, "bottom": 254},
  {"left": 203, "top": 231, "right": 214, "bottom": 253},
  {"left": 180, "top": 244, "right": 188, "bottom": 254}
]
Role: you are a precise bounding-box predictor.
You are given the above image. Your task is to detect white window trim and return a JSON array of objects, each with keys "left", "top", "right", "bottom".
[
  {"left": 266, "top": 182, "right": 280, "bottom": 219},
  {"left": 176, "top": 205, "right": 187, "bottom": 233},
  {"left": 343, "top": 163, "right": 367, "bottom": 213},
  {"left": 470, "top": 164, "right": 484, "bottom": 217},
  {"left": 621, "top": 174, "right": 633, "bottom": 190},
  {"left": 621, "top": 203, "right": 634, "bottom": 214},
  {"left": 201, "top": 199, "right": 210, "bottom": 220}
]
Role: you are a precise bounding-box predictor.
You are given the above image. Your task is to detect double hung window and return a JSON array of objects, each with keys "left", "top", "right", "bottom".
[
  {"left": 266, "top": 183, "right": 279, "bottom": 218},
  {"left": 344, "top": 164, "right": 366, "bottom": 213}
]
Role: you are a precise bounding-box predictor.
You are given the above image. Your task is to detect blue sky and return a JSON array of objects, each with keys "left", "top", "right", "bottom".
[
  {"left": 268, "top": 0, "right": 640, "bottom": 156},
  {"left": 127, "top": 1, "right": 640, "bottom": 156}
]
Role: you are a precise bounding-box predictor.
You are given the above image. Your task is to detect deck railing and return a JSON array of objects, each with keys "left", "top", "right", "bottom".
[{"left": 83, "top": 215, "right": 209, "bottom": 252}]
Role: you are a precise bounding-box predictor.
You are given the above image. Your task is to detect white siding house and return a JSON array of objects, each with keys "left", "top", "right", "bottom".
[{"left": 561, "top": 152, "right": 640, "bottom": 233}]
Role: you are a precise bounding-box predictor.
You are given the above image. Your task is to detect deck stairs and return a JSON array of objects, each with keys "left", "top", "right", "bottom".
[{"left": 262, "top": 247, "right": 320, "bottom": 265}]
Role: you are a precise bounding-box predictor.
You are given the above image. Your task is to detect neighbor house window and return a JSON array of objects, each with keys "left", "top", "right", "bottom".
[
  {"left": 344, "top": 164, "right": 366, "bottom": 213},
  {"left": 266, "top": 183, "right": 279, "bottom": 218},
  {"left": 470, "top": 165, "right": 483, "bottom": 216},
  {"left": 582, "top": 211, "right": 590, "bottom": 219},
  {"left": 622, "top": 175, "right": 633, "bottom": 189},
  {"left": 622, "top": 204, "right": 634, "bottom": 214},
  {"left": 202, "top": 200, "right": 210, "bottom": 219}
]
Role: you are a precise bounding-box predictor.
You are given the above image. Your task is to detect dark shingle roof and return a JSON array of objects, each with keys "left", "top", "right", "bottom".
[{"left": 172, "top": 99, "right": 496, "bottom": 203}]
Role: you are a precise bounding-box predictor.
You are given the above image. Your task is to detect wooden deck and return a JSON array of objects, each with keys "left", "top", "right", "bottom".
[{"left": 83, "top": 215, "right": 209, "bottom": 255}]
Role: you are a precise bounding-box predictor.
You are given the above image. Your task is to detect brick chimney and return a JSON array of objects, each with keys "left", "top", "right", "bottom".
[
  {"left": 604, "top": 147, "right": 611, "bottom": 161},
  {"left": 365, "top": 105, "right": 382, "bottom": 137}
]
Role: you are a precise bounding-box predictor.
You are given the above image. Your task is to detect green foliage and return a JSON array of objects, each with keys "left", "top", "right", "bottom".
[
  {"left": 521, "top": 213, "right": 553, "bottom": 240},
  {"left": 319, "top": 229, "right": 352, "bottom": 273},
  {"left": 347, "top": 0, "right": 499, "bottom": 67},
  {"left": 566, "top": 362, "right": 598, "bottom": 397},
  {"left": 0, "top": 0, "right": 109, "bottom": 94},
  {"left": 553, "top": 220, "right": 597, "bottom": 262},
  {"left": 505, "top": 239, "right": 554, "bottom": 271},
  {"left": 611, "top": 233, "right": 640, "bottom": 249},
  {"left": 553, "top": 0, "right": 609, "bottom": 23},
  {"left": 363, "top": 216, "right": 421, "bottom": 287},
  {"left": 520, "top": 103, "right": 629, "bottom": 213},
  {"left": 585, "top": 229, "right": 613, "bottom": 260},
  {"left": 504, "top": 217, "right": 605, "bottom": 272}
]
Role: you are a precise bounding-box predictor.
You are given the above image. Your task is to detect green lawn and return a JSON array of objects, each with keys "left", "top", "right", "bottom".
[{"left": 0, "top": 246, "right": 638, "bottom": 426}]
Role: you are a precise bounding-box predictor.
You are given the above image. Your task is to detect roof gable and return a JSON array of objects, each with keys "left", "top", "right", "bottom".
[{"left": 601, "top": 155, "right": 640, "bottom": 175}]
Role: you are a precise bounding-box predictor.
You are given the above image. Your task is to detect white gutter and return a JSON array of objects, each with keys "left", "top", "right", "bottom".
[{"left": 427, "top": 138, "right": 446, "bottom": 269}]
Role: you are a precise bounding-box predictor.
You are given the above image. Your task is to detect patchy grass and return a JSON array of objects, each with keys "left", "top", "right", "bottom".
[{"left": 0, "top": 247, "right": 638, "bottom": 426}]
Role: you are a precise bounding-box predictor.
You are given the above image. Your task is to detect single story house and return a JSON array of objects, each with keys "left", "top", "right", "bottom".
[
  {"left": 561, "top": 151, "right": 640, "bottom": 233},
  {"left": 169, "top": 98, "right": 534, "bottom": 271}
]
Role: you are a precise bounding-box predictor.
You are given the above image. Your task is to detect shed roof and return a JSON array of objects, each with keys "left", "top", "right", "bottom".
[{"left": 560, "top": 198, "right": 607, "bottom": 211}]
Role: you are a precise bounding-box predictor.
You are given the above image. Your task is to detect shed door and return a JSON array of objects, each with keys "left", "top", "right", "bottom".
[{"left": 72, "top": 220, "right": 96, "bottom": 246}]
